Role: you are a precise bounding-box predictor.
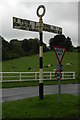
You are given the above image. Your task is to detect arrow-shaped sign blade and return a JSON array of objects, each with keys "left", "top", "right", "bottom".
[{"left": 13, "top": 17, "right": 62, "bottom": 34}]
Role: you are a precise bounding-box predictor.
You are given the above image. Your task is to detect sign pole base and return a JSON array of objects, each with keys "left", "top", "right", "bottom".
[
  {"left": 58, "top": 80, "right": 61, "bottom": 104},
  {"left": 39, "top": 83, "right": 43, "bottom": 100}
]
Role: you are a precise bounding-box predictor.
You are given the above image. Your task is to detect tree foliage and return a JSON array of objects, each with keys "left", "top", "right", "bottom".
[
  {"left": 49, "top": 34, "right": 73, "bottom": 51},
  {"left": 1, "top": 36, "right": 49, "bottom": 61}
]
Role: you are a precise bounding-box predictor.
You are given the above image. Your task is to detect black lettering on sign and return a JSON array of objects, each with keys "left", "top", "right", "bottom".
[
  {"left": 56, "top": 49, "right": 63, "bottom": 53},
  {"left": 58, "top": 53, "right": 62, "bottom": 56}
]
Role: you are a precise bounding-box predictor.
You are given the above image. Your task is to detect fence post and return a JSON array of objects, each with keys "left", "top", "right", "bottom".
[
  {"left": 50, "top": 72, "right": 51, "bottom": 80},
  {"left": 35, "top": 72, "right": 37, "bottom": 80},
  {"left": 62, "top": 72, "right": 64, "bottom": 80},
  {"left": 53, "top": 72, "right": 55, "bottom": 80},
  {"left": 73, "top": 72, "right": 75, "bottom": 79},
  {"left": 20, "top": 72, "right": 21, "bottom": 82},
  {"left": 0, "top": 72, "right": 2, "bottom": 82},
  {"left": 1, "top": 72, "right": 2, "bottom": 82}
]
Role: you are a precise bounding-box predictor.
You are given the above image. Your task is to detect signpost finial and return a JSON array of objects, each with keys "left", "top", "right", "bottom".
[{"left": 37, "top": 5, "right": 46, "bottom": 18}]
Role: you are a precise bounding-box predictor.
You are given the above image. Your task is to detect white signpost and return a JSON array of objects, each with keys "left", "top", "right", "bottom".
[
  {"left": 54, "top": 46, "right": 66, "bottom": 104},
  {"left": 13, "top": 5, "right": 62, "bottom": 100}
]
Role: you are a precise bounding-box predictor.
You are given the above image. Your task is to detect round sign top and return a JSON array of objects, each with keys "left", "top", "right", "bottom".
[
  {"left": 37, "top": 5, "right": 46, "bottom": 18},
  {"left": 55, "top": 70, "right": 62, "bottom": 80}
]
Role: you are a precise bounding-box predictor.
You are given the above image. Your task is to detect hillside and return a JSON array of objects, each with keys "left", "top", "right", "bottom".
[{"left": 2, "top": 51, "right": 79, "bottom": 77}]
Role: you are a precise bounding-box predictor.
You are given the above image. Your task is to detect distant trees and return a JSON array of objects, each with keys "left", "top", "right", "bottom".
[
  {"left": 1, "top": 36, "right": 49, "bottom": 61},
  {"left": 65, "top": 37, "right": 73, "bottom": 51},
  {"left": 49, "top": 34, "right": 73, "bottom": 51},
  {"left": 1, "top": 34, "right": 79, "bottom": 61},
  {"left": 73, "top": 46, "right": 80, "bottom": 52},
  {"left": 2, "top": 37, "right": 10, "bottom": 60},
  {"left": 21, "top": 38, "right": 39, "bottom": 55}
]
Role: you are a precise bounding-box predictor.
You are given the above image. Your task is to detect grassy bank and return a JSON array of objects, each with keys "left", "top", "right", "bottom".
[
  {"left": 2, "top": 52, "right": 78, "bottom": 74},
  {"left": 2, "top": 51, "right": 79, "bottom": 88},
  {"left": 2, "top": 94, "right": 79, "bottom": 119},
  {"left": 2, "top": 79, "right": 79, "bottom": 88}
]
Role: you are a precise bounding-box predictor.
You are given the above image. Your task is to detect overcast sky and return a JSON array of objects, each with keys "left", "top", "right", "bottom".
[{"left": 0, "top": 0, "right": 79, "bottom": 47}]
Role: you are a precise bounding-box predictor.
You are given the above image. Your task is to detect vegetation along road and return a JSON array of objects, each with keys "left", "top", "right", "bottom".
[{"left": 2, "top": 84, "right": 79, "bottom": 102}]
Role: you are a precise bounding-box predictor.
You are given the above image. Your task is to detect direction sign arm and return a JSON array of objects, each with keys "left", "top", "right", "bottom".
[{"left": 13, "top": 17, "right": 62, "bottom": 34}]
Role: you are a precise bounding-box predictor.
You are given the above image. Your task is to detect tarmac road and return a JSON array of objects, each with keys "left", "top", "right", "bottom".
[{"left": 1, "top": 84, "right": 79, "bottom": 102}]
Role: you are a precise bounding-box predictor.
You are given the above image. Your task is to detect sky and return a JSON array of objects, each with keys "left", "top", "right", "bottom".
[{"left": 0, "top": 0, "right": 79, "bottom": 47}]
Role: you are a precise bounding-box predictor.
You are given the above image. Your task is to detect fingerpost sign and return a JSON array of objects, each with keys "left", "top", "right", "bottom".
[{"left": 13, "top": 5, "right": 63, "bottom": 100}]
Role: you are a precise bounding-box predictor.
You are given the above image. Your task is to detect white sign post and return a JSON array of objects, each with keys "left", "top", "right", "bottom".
[
  {"left": 13, "top": 5, "right": 62, "bottom": 100},
  {"left": 54, "top": 46, "right": 66, "bottom": 104}
]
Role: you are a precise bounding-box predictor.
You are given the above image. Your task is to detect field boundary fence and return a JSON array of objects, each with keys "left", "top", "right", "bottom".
[{"left": 0, "top": 71, "right": 76, "bottom": 82}]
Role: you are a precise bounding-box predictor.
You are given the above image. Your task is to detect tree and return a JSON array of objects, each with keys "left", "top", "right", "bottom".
[
  {"left": 28, "top": 38, "right": 39, "bottom": 55},
  {"left": 21, "top": 39, "right": 30, "bottom": 55},
  {"left": 65, "top": 37, "right": 73, "bottom": 51},
  {"left": 49, "top": 34, "right": 73, "bottom": 51},
  {"left": 2, "top": 36, "right": 49, "bottom": 61},
  {"left": 2, "top": 36, "right": 11, "bottom": 60},
  {"left": 9, "top": 39, "right": 25, "bottom": 58},
  {"left": 49, "top": 34, "right": 66, "bottom": 50},
  {"left": 22, "top": 38, "right": 39, "bottom": 55}
]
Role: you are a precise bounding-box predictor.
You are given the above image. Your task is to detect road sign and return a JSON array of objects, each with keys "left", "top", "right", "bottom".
[
  {"left": 13, "top": 17, "right": 39, "bottom": 32},
  {"left": 55, "top": 70, "right": 62, "bottom": 80},
  {"left": 55, "top": 69, "right": 62, "bottom": 104},
  {"left": 13, "top": 17, "right": 62, "bottom": 34},
  {"left": 56, "top": 64, "right": 64, "bottom": 72},
  {"left": 53, "top": 46, "right": 66, "bottom": 64}
]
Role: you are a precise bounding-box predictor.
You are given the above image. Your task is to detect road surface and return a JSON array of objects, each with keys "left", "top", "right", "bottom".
[{"left": 1, "top": 84, "right": 79, "bottom": 102}]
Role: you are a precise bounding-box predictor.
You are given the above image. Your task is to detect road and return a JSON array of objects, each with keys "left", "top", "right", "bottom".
[{"left": 1, "top": 84, "right": 79, "bottom": 102}]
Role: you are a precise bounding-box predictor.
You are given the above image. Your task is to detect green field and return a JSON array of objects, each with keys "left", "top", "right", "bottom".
[
  {"left": 2, "top": 52, "right": 80, "bottom": 119},
  {"left": 2, "top": 94, "right": 79, "bottom": 119},
  {"left": 2, "top": 51, "right": 79, "bottom": 88},
  {"left": 2, "top": 51, "right": 79, "bottom": 76}
]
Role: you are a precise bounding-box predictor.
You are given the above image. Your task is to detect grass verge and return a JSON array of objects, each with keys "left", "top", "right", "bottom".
[
  {"left": 2, "top": 79, "right": 79, "bottom": 88},
  {"left": 2, "top": 94, "right": 79, "bottom": 119}
]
